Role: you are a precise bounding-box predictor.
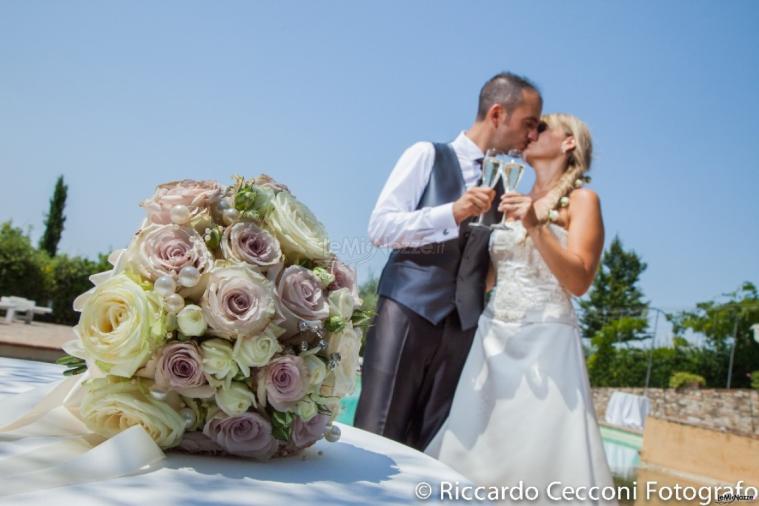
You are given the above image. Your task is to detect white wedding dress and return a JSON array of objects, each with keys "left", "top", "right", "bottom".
[{"left": 425, "top": 222, "right": 617, "bottom": 505}]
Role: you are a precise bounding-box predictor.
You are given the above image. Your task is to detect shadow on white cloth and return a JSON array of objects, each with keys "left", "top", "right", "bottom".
[{"left": 0, "top": 357, "right": 470, "bottom": 505}]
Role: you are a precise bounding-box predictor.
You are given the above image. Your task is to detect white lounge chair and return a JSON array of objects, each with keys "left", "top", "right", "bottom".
[{"left": 0, "top": 296, "right": 53, "bottom": 324}]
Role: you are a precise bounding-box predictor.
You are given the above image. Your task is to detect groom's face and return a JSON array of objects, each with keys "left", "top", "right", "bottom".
[{"left": 495, "top": 89, "right": 542, "bottom": 152}]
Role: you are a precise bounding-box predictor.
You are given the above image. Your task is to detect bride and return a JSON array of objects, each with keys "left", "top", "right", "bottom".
[{"left": 424, "top": 113, "right": 617, "bottom": 504}]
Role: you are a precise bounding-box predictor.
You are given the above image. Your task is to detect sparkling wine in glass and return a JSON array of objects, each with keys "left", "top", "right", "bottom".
[
  {"left": 469, "top": 149, "right": 503, "bottom": 229},
  {"left": 491, "top": 150, "right": 526, "bottom": 230}
]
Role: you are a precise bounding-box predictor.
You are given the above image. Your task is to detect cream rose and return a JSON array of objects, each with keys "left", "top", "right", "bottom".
[
  {"left": 294, "top": 397, "right": 318, "bottom": 422},
  {"left": 76, "top": 274, "right": 167, "bottom": 378},
  {"left": 327, "top": 287, "right": 355, "bottom": 320},
  {"left": 303, "top": 354, "right": 327, "bottom": 391},
  {"left": 201, "top": 338, "right": 239, "bottom": 389},
  {"left": 265, "top": 191, "right": 330, "bottom": 261},
  {"left": 215, "top": 382, "right": 257, "bottom": 417},
  {"left": 233, "top": 330, "right": 282, "bottom": 375},
  {"left": 177, "top": 304, "right": 207, "bottom": 337},
  {"left": 321, "top": 324, "right": 361, "bottom": 398},
  {"left": 79, "top": 376, "right": 185, "bottom": 449}
]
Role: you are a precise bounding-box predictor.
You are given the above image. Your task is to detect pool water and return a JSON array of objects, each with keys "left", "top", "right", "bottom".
[{"left": 336, "top": 375, "right": 361, "bottom": 425}]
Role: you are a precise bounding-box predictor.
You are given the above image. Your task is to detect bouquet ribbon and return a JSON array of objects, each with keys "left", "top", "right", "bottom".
[{"left": 0, "top": 375, "right": 165, "bottom": 497}]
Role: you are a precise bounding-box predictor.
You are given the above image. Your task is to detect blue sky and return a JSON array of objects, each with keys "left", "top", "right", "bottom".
[{"left": 1, "top": 0, "right": 757, "bottom": 313}]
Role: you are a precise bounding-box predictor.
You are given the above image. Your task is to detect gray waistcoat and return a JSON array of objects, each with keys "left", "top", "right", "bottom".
[{"left": 376, "top": 142, "right": 501, "bottom": 331}]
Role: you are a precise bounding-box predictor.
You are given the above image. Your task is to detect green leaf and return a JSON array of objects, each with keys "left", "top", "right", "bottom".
[{"left": 63, "top": 365, "right": 88, "bottom": 376}]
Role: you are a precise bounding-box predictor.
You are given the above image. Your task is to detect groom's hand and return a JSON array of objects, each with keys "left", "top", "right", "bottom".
[{"left": 453, "top": 188, "right": 495, "bottom": 225}]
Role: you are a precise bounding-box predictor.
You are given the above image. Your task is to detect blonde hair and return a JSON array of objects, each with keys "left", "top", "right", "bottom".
[{"left": 535, "top": 113, "right": 594, "bottom": 220}]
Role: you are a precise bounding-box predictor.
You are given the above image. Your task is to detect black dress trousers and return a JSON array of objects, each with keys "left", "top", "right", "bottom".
[{"left": 354, "top": 296, "right": 476, "bottom": 451}]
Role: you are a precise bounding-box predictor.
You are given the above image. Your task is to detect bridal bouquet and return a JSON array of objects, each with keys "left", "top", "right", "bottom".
[{"left": 59, "top": 176, "right": 368, "bottom": 460}]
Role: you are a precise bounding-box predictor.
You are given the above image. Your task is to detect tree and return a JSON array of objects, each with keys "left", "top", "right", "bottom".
[
  {"left": 669, "top": 282, "right": 759, "bottom": 388},
  {"left": 39, "top": 175, "right": 68, "bottom": 257},
  {"left": 358, "top": 273, "right": 379, "bottom": 315},
  {"left": 579, "top": 235, "right": 649, "bottom": 343}
]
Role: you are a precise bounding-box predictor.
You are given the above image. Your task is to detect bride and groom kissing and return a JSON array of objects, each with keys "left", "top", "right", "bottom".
[{"left": 355, "top": 72, "right": 617, "bottom": 502}]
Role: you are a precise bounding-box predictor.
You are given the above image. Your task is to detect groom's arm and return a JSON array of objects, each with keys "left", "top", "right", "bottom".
[{"left": 368, "top": 142, "right": 458, "bottom": 249}]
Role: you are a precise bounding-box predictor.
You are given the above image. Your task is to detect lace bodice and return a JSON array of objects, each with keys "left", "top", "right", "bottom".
[{"left": 485, "top": 222, "right": 576, "bottom": 324}]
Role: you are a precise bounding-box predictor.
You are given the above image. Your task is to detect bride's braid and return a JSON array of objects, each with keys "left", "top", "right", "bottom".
[{"left": 534, "top": 113, "right": 593, "bottom": 222}]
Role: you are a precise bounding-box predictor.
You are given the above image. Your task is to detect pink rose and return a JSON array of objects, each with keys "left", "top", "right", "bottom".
[
  {"left": 177, "top": 431, "right": 224, "bottom": 454},
  {"left": 265, "top": 355, "right": 309, "bottom": 411},
  {"left": 201, "top": 264, "right": 278, "bottom": 340},
  {"left": 127, "top": 224, "right": 213, "bottom": 282},
  {"left": 155, "top": 341, "right": 214, "bottom": 398},
  {"left": 278, "top": 266, "right": 329, "bottom": 321},
  {"left": 327, "top": 259, "right": 362, "bottom": 306},
  {"left": 141, "top": 179, "right": 222, "bottom": 225},
  {"left": 291, "top": 413, "right": 329, "bottom": 448},
  {"left": 254, "top": 174, "right": 290, "bottom": 193},
  {"left": 221, "top": 222, "right": 283, "bottom": 273},
  {"left": 203, "top": 412, "right": 279, "bottom": 460}
]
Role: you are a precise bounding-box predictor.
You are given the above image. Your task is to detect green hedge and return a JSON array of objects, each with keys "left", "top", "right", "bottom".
[
  {"left": 0, "top": 221, "right": 110, "bottom": 326},
  {"left": 0, "top": 222, "right": 52, "bottom": 306},
  {"left": 587, "top": 344, "right": 728, "bottom": 388},
  {"left": 49, "top": 254, "right": 111, "bottom": 325},
  {"left": 669, "top": 371, "right": 706, "bottom": 389}
]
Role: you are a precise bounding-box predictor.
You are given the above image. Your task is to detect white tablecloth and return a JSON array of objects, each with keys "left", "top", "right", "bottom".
[
  {"left": 0, "top": 357, "right": 471, "bottom": 505},
  {"left": 604, "top": 391, "right": 650, "bottom": 430}
]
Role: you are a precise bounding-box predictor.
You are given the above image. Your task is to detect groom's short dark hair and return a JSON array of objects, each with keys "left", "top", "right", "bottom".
[{"left": 477, "top": 72, "right": 541, "bottom": 120}]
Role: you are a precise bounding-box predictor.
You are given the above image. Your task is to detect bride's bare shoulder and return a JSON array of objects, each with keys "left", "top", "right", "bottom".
[{"left": 569, "top": 187, "right": 600, "bottom": 207}]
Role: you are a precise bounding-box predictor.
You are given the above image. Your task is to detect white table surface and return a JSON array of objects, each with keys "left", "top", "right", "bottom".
[{"left": 0, "top": 357, "right": 472, "bottom": 505}]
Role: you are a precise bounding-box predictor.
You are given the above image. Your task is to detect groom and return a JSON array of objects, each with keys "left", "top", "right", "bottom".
[{"left": 355, "top": 72, "right": 543, "bottom": 451}]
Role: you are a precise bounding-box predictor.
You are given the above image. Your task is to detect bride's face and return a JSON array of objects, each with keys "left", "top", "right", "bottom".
[{"left": 523, "top": 121, "right": 572, "bottom": 166}]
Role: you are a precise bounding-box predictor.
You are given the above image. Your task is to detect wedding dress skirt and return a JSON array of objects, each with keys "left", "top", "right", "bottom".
[{"left": 425, "top": 223, "right": 617, "bottom": 505}]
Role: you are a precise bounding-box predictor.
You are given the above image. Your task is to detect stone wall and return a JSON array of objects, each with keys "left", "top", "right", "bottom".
[{"left": 592, "top": 387, "right": 759, "bottom": 438}]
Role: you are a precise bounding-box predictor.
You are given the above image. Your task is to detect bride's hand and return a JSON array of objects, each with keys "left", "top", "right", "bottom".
[{"left": 499, "top": 192, "right": 539, "bottom": 230}]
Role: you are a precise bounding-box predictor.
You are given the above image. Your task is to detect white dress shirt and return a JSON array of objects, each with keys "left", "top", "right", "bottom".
[{"left": 368, "top": 132, "right": 484, "bottom": 249}]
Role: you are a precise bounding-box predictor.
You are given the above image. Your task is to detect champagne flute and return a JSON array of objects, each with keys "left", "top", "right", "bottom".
[
  {"left": 468, "top": 148, "right": 503, "bottom": 229},
  {"left": 491, "top": 149, "right": 525, "bottom": 230}
]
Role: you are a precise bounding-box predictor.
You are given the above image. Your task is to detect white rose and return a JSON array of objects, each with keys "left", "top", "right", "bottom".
[
  {"left": 76, "top": 274, "right": 167, "bottom": 378},
  {"left": 177, "top": 304, "right": 207, "bottom": 337},
  {"left": 295, "top": 397, "right": 318, "bottom": 422},
  {"left": 201, "top": 338, "right": 239, "bottom": 389},
  {"left": 265, "top": 191, "right": 330, "bottom": 261},
  {"left": 328, "top": 288, "right": 355, "bottom": 320},
  {"left": 215, "top": 382, "right": 257, "bottom": 417},
  {"left": 79, "top": 376, "right": 185, "bottom": 449},
  {"left": 233, "top": 330, "right": 282, "bottom": 375}
]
